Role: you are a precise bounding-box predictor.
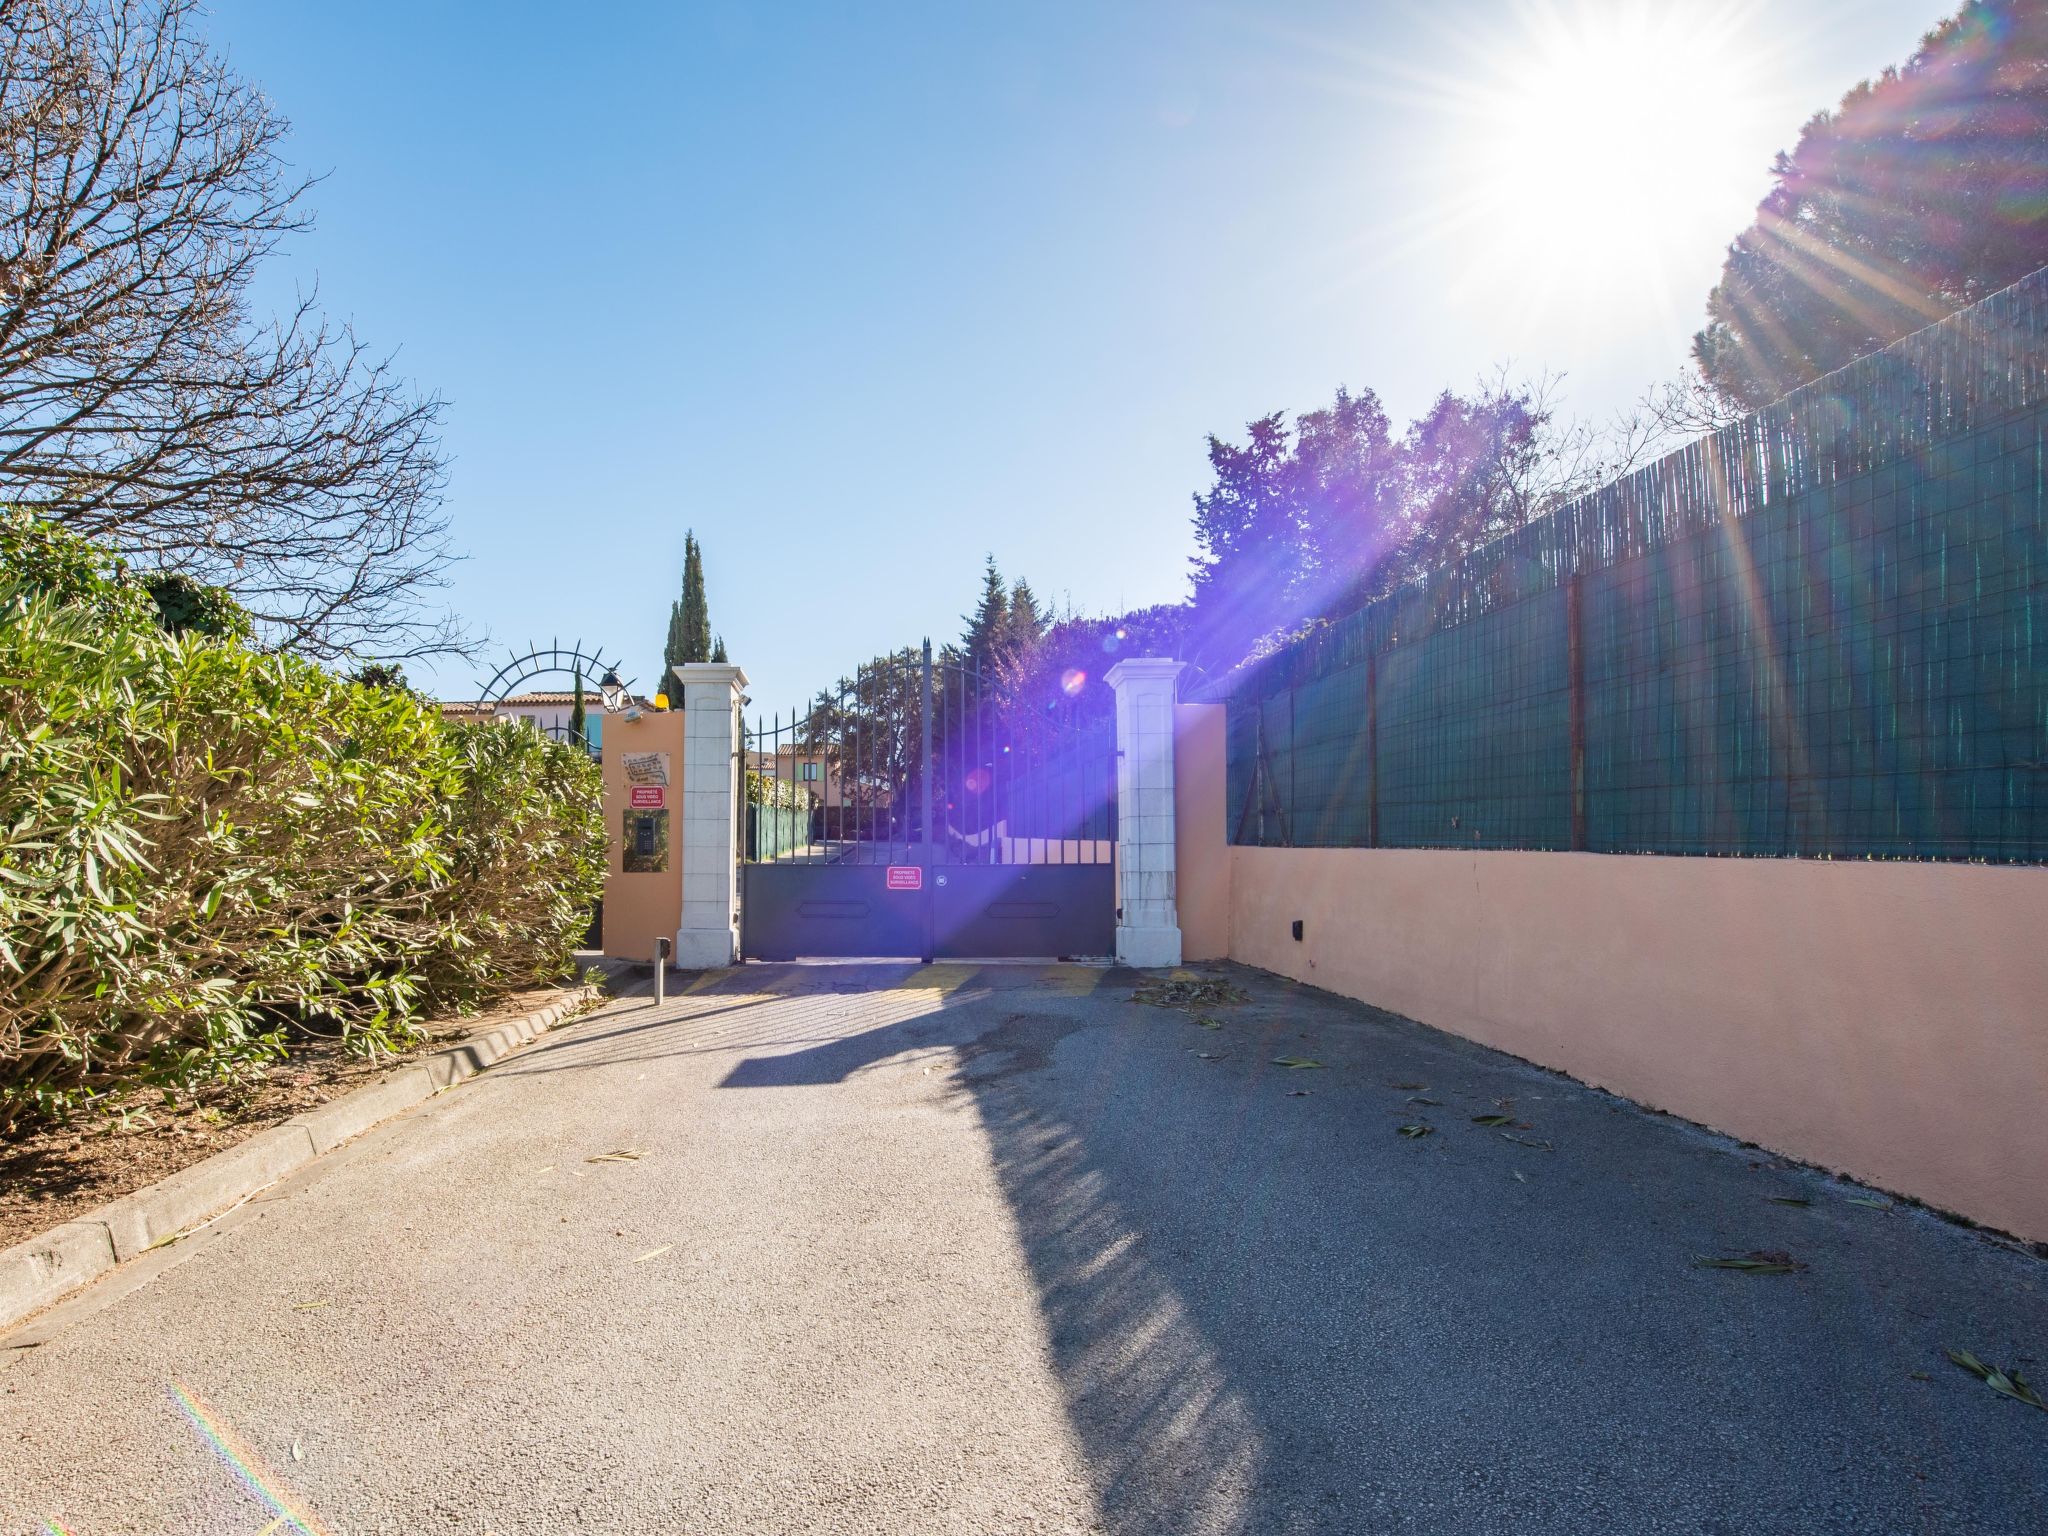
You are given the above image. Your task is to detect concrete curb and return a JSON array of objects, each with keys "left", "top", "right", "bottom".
[{"left": 0, "top": 985, "right": 601, "bottom": 1333}]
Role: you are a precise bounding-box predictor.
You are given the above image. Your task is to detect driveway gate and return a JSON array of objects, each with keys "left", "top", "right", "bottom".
[{"left": 741, "top": 641, "right": 1116, "bottom": 960}]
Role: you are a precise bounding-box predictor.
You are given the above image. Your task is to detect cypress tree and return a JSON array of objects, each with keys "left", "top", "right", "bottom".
[
  {"left": 711, "top": 635, "right": 728, "bottom": 664},
  {"left": 680, "top": 534, "right": 711, "bottom": 665},
  {"left": 660, "top": 531, "right": 714, "bottom": 689},
  {"left": 570, "top": 670, "right": 587, "bottom": 748}
]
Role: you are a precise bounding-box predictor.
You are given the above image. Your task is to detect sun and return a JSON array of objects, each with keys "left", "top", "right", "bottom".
[{"left": 1424, "top": 0, "right": 1783, "bottom": 315}]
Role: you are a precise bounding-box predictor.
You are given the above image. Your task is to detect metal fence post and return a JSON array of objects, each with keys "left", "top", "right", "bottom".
[
  {"left": 1566, "top": 573, "right": 1587, "bottom": 852},
  {"left": 919, "top": 637, "right": 935, "bottom": 964},
  {"left": 1366, "top": 649, "right": 1380, "bottom": 849}
]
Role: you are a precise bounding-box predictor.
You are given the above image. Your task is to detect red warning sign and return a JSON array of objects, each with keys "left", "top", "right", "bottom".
[
  {"left": 629, "top": 785, "right": 665, "bottom": 808},
  {"left": 885, "top": 865, "right": 924, "bottom": 891}
]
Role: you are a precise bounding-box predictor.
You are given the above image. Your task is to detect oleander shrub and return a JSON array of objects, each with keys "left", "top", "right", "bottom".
[{"left": 0, "top": 518, "right": 604, "bottom": 1128}]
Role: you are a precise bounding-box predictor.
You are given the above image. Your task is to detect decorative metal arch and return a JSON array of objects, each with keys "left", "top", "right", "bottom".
[{"left": 474, "top": 639, "right": 637, "bottom": 708}]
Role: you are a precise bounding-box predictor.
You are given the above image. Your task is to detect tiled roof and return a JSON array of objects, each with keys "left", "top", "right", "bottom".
[{"left": 438, "top": 691, "right": 655, "bottom": 714}]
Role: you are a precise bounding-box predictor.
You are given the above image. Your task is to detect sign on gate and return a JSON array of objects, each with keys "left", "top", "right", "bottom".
[{"left": 885, "top": 865, "right": 924, "bottom": 891}]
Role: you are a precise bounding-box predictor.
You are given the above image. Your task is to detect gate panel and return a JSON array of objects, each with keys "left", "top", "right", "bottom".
[
  {"left": 932, "top": 865, "right": 1114, "bottom": 959},
  {"left": 741, "top": 864, "right": 927, "bottom": 961},
  {"left": 740, "top": 640, "right": 1118, "bottom": 960}
]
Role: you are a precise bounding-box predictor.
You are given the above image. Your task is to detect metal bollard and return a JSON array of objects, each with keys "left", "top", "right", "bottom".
[{"left": 655, "top": 936, "right": 671, "bottom": 1007}]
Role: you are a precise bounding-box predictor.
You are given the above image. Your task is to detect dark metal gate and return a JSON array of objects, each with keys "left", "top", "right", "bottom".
[{"left": 741, "top": 641, "right": 1117, "bottom": 960}]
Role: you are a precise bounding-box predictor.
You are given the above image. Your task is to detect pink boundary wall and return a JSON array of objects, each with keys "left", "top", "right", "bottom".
[{"left": 1173, "top": 704, "right": 2048, "bottom": 1241}]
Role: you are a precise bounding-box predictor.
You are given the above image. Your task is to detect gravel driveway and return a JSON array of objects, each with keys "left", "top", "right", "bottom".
[{"left": 4, "top": 962, "right": 2044, "bottom": 1534}]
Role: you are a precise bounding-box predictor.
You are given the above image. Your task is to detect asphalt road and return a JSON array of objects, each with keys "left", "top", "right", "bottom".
[{"left": 4, "top": 962, "right": 2044, "bottom": 1535}]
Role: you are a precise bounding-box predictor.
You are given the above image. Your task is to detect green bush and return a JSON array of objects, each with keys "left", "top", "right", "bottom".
[
  {"left": 0, "top": 522, "right": 604, "bottom": 1128},
  {"left": 746, "top": 768, "right": 809, "bottom": 809}
]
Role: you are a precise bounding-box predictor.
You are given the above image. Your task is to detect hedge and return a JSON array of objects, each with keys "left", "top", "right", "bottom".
[{"left": 0, "top": 516, "right": 605, "bottom": 1127}]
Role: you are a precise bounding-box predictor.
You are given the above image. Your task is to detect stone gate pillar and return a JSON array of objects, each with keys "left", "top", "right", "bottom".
[
  {"left": 673, "top": 661, "right": 747, "bottom": 968},
  {"left": 1106, "top": 658, "right": 1184, "bottom": 968}
]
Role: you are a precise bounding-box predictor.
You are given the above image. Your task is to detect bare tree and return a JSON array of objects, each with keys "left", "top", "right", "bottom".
[{"left": 0, "top": 0, "right": 456, "bottom": 658}]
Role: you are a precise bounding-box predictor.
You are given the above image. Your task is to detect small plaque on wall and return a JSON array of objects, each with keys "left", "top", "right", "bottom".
[{"left": 622, "top": 808, "right": 669, "bottom": 873}]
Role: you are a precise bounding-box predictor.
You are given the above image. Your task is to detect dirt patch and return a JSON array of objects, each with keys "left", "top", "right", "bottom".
[{"left": 0, "top": 987, "right": 579, "bottom": 1250}]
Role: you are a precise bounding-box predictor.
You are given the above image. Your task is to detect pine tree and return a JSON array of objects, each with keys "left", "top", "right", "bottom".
[
  {"left": 962, "top": 555, "right": 1009, "bottom": 669},
  {"left": 1004, "top": 577, "right": 1047, "bottom": 662}
]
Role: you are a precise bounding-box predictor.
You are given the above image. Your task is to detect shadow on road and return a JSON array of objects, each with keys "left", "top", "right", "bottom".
[{"left": 711, "top": 965, "right": 2048, "bottom": 1534}]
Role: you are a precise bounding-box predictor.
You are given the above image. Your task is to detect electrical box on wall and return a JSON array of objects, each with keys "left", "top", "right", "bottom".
[{"left": 1291, "top": 919, "right": 1304, "bottom": 942}]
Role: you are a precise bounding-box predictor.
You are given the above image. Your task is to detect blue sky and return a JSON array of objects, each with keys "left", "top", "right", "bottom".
[{"left": 202, "top": 0, "right": 1942, "bottom": 712}]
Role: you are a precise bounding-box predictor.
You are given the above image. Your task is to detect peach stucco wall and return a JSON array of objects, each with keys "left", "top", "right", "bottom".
[
  {"left": 600, "top": 711, "right": 686, "bottom": 963},
  {"left": 1226, "top": 846, "right": 2048, "bottom": 1240},
  {"left": 1174, "top": 703, "right": 1230, "bottom": 962}
]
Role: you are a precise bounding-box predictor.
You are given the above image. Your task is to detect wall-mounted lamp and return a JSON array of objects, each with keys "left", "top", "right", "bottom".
[{"left": 599, "top": 667, "right": 628, "bottom": 713}]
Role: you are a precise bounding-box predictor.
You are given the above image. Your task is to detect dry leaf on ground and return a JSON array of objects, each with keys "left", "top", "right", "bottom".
[
  {"left": 1945, "top": 1348, "right": 2047, "bottom": 1410},
  {"left": 1694, "top": 1250, "right": 1806, "bottom": 1275}
]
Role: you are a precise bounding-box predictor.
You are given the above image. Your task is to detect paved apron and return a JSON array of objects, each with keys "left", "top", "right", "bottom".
[{"left": 4, "top": 964, "right": 2044, "bottom": 1535}]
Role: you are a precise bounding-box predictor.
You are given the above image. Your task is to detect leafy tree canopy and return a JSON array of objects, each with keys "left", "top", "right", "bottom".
[
  {"left": 1188, "top": 377, "right": 1600, "bottom": 672},
  {"left": 1695, "top": 0, "right": 2048, "bottom": 408}
]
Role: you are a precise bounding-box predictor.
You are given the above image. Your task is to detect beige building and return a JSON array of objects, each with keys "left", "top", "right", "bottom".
[{"left": 744, "top": 743, "right": 887, "bottom": 809}]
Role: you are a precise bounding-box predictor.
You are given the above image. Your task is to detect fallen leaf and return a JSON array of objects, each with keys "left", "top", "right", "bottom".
[
  {"left": 1190, "top": 1051, "right": 1228, "bottom": 1061},
  {"left": 1391, "top": 1081, "right": 1428, "bottom": 1091},
  {"left": 1511, "top": 1170, "right": 1530, "bottom": 1183},
  {"left": 1695, "top": 1250, "right": 1806, "bottom": 1275},
  {"left": 1499, "top": 1132, "right": 1554, "bottom": 1151},
  {"left": 1910, "top": 1372, "right": 1933, "bottom": 1382},
  {"left": 587, "top": 1150, "right": 646, "bottom": 1164},
  {"left": 1193, "top": 1016, "right": 1223, "bottom": 1030},
  {"left": 291, "top": 1440, "right": 304, "bottom": 1462},
  {"left": 1406, "top": 1095, "right": 1443, "bottom": 1106},
  {"left": 632, "top": 1245, "right": 674, "bottom": 1264},
  {"left": 291, "top": 1300, "right": 330, "bottom": 1312},
  {"left": 1945, "top": 1348, "right": 2047, "bottom": 1410},
  {"left": 1397, "top": 1123, "right": 1435, "bottom": 1138},
  {"left": 535, "top": 1164, "right": 555, "bottom": 1174},
  {"left": 1767, "top": 1195, "right": 1811, "bottom": 1206},
  {"left": 1271, "top": 1056, "right": 1323, "bottom": 1069},
  {"left": 1471, "top": 1113, "right": 1515, "bottom": 1127}
]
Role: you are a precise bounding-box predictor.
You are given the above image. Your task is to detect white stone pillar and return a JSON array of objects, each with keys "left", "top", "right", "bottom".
[
  {"left": 672, "top": 662, "right": 747, "bottom": 968},
  {"left": 1106, "top": 658, "right": 1184, "bottom": 969}
]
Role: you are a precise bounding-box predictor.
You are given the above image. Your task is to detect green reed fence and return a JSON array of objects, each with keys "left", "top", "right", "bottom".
[{"left": 1223, "top": 266, "right": 2048, "bottom": 862}]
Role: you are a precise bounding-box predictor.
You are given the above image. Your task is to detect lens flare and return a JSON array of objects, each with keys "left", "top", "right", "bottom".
[
  {"left": 168, "top": 1381, "right": 336, "bottom": 1536},
  {"left": 1060, "top": 668, "right": 1087, "bottom": 696}
]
